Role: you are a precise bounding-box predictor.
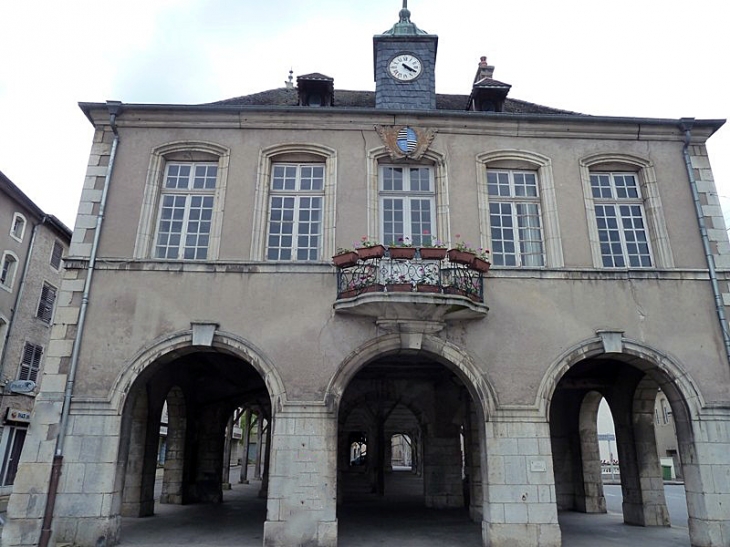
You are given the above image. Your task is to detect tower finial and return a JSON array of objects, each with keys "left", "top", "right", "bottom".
[{"left": 399, "top": 0, "right": 411, "bottom": 23}]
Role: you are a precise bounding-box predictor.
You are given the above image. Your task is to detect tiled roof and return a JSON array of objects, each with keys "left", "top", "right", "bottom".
[{"left": 208, "top": 87, "right": 580, "bottom": 115}]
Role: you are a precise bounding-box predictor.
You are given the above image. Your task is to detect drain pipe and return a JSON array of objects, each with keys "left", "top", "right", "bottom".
[
  {"left": 680, "top": 118, "right": 730, "bottom": 363},
  {"left": 39, "top": 100, "right": 121, "bottom": 547}
]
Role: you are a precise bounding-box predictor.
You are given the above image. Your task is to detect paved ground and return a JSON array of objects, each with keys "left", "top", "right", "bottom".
[
  {"left": 116, "top": 473, "right": 691, "bottom": 547},
  {"left": 0, "top": 469, "right": 690, "bottom": 546}
]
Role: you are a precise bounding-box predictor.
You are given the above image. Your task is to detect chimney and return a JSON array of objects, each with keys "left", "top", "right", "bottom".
[{"left": 475, "top": 56, "right": 495, "bottom": 83}]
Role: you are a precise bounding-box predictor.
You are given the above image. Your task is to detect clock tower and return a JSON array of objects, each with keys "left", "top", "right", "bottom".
[{"left": 373, "top": 1, "right": 438, "bottom": 110}]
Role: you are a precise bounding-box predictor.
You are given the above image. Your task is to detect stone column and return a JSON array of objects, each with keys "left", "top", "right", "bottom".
[
  {"left": 482, "top": 417, "right": 561, "bottom": 547},
  {"left": 222, "top": 414, "right": 234, "bottom": 490},
  {"left": 577, "top": 392, "right": 606, "bottom": 514},
  {"left": 160, "top": 386, "right": 186, "bottom": 504},
  {"left": 190, "top": 406, "right": 226, "bottom": 503},
  {"left": 254, "top": 412, "right": 263, "bottom": 480},
  {"left": 259, "top": 419, "right": 271, "bottom": 498},
  {"left": 683, "top": 409, "right": 730, "bottom": 547},
  {"left": 239, "top": 409, "right": 251, "bottom": 484},
  {"left": 423, "top": 431, "right": 464, "bottom": 508},
  {"left": 263, "top": 403, "right": 337, "bottom": 547}
]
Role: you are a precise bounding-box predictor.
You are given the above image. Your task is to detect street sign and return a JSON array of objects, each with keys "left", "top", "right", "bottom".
[
  {"left": 7, "top": 380, "right": 35, "bottom": 393},
  {"left": 597, "top": 433, "right": 616, "bottom": 441}
]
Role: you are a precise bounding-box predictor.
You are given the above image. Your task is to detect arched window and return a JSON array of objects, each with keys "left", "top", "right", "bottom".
[
  {"left": 10, "top": 213, "right": 26, "bottom": 242},
  {"left": 134, "top": 141, "right": 230, "bottom": 260},
  {"left": 0, "top": 251, "right": 19, "bottom": 290},
  {"left": 252, "top": 144, "right": 337, "bottom": 261},
  {"left": 580, "top": 153, "right": 673, "bottom": 269},
  {"left": 477, "top": 150, "right": 563, "bottom": 268}
]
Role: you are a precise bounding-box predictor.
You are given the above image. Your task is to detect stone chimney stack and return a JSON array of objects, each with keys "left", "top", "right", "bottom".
[{"left": 475, "top": 56, "right": 495, "bottom": 82}]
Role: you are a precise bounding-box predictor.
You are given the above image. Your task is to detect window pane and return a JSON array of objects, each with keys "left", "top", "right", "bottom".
[
  {"left": 382, "top": 167, "right": 403, "bottom": 191},
  {"left": 383, "top": 198, "right": 405, "bottom": 245},
  {"left": 409, "top": 168, "right": 431, "bottom": 192}
]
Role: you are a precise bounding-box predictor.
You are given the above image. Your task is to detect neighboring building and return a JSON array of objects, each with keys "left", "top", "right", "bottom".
[
  {"left": 3, "top": 5, "right": 730, "bottom": 547},
  {"left": 0, "top": 170, "right": 70, "bottom": 498}
]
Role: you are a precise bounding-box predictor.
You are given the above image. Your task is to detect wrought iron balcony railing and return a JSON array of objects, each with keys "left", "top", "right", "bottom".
[{"left": 335, "top": 248, "right": 487, "bottom": 303}]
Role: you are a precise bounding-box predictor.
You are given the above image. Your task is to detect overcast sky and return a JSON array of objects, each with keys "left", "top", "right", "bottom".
[{"left": 1, "top": 0, "right": 727, "bottom": 229}]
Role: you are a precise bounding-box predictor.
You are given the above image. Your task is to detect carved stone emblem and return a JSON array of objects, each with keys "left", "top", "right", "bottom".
[{"left": 375, "top": 125, "right": 437, "bottom": 160}]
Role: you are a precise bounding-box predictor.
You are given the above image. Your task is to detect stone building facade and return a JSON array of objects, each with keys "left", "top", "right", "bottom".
[
  {"left": 0, "top": 170, "right": 71, "bottom": 498},
  {"left": 3, "top": 5, "right": 730, "bottom": 547}
]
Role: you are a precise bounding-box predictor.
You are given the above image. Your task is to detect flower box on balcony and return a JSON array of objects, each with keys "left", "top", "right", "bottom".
[
  {"left": 388, "top": 247, "right": 417, "bottom": 260},
  {"left": 332, "top": 251, "right": 359, "bottom": 268},
  {"left": 387, "top": 283, "right": 413, "bottom": 292},
  {"left": 419, "top": 247, "right": 447, "bottom": 260},
  {"left": 339, "top": 284, "right": 384, "bottom": 299},
  {"left": 416, "top": 283, "right": 440, "bottom": 293},
  {"left": 357, "top": 245, "right": 386, "bottom": 261},
  {"left": 471, "top": 257, "right": 491, "bottom": 273},
  {"left": 447, "top": 249, "right": 476, "bottom": 265},
  {"left": 443, "top": 286, "right": 467, "bottom": 298}
]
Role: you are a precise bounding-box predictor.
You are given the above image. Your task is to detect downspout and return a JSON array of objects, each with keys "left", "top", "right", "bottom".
[
  {"left": 0, "top": 216, "right": 46, "bottom": 381},
  {"left": 39, "top": 100, "right": 121, "bottom": 547},
  {"left": 680, "top": 118, "right": 730, "bottom": 363}
]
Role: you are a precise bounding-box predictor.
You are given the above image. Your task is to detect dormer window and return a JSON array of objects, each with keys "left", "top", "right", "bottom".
[
  {"left": 297, "top": 74, "right": 334, "bottom": 108},
  {"left": 469, "top": 56, "right": 511, "bottom": 113}
]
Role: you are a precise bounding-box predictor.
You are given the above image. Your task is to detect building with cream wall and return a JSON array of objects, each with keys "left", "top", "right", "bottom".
[{"left": 3, "top": 5, "right": 730, "bottom": 547}]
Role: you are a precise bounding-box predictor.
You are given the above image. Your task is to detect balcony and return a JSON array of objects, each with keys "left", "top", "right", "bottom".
[{"left": 333, "top": 246, "right": 488, "bottom": 323}]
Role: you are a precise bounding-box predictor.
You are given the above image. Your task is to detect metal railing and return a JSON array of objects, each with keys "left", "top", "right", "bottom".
[{"left": 335, "top": 249, "right": 485, "bottom": 303}]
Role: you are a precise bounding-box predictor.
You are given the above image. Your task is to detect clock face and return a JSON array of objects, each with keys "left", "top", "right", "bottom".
[{"left": 388, "top": 54, "right": 423, "bottom": 81}]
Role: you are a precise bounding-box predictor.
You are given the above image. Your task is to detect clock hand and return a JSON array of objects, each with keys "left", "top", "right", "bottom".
[{"left": 401, "top": 63, "right": 416, "bottom": 73}]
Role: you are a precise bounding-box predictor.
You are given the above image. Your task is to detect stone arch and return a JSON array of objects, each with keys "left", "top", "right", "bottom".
[
  {"left": 251, "top": 142, "right": 337, "bottom": 260},
  {"left": 536, "top": 334, "right": 704, "bottom": 422},
  {"left": 109, "top": 328, "right": 287, "bottom": 416},
  {"left": 476, "top": 148, "right": 563, "bottom": 267},
  {"left": 326, "top": 332, "right": 496, "bottom": 421}
]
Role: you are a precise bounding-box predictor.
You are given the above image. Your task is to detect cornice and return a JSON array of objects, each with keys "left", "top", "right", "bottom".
[{"left": 79, "top": 103, "right": 722, "bottom": 143}]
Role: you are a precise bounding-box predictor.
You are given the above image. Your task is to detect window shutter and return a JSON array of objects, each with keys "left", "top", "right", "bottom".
[
  {"left": 37, "top": 284, "right": 57, "bottom": 323},
  {"left": 19, "top": 343, "right": 43, "bottom": 382},
  {"left": 50, "top": 241, "right": 63, "bottom": 270}
]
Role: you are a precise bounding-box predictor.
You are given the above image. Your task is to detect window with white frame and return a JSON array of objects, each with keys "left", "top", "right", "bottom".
[
  {"left": 379, "top": 165, "right": 435, "bottom": 246},
  {"left": 487, "top": 170, "right": 545, "bottom": 267},
  {"left": 1, "top": 252, "right": 18, "bottom": 289},
  {"left": 154, "top": 162, "right": 218, "bottom": 260},
  {"left": 590, "top": 172, "right": 652, "bottom": 268},
  {"left": 36, "top": 282, "right": 57, "bottom": 324},
  {"left": 266, "top": 163, "right": 325, "bottom": 261},
  {"left": 10, "top": 213, "right": 26, "bottom": 242},
  {"left": 50, "top": 240, "right": 63, "bottom": 270},
  {"left": 19, "top": 342, "right": 43, "bottom": 382}
]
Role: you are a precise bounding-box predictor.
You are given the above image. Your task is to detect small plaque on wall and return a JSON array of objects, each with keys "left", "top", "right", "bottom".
[{"left": 530, "top": 460, "right": 547, "bottom": 473}]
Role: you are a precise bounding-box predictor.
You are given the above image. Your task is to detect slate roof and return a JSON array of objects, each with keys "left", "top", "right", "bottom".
[
  {"left": 208, "top": 87, "right": 580, "bottom": 115},
  {"left": 297, "top": 73, "right": 334, "bottom": 82}
]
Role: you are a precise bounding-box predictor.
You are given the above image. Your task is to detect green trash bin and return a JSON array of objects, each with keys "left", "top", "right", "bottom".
[{"left": 661, "top": 464, "right": 672, "bottom": 480}]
